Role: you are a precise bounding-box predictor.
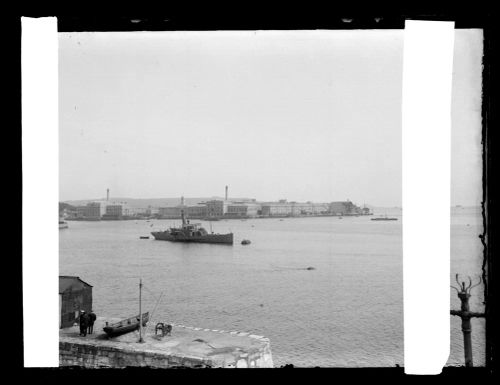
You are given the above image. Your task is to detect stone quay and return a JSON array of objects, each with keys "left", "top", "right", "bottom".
[{"left": 59, "top": 317, "right": 274, "bottom": 368}]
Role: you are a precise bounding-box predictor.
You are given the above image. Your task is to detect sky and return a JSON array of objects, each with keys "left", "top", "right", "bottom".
[{"left": 59, "top": 29, "right": 483, "bottom": 207}]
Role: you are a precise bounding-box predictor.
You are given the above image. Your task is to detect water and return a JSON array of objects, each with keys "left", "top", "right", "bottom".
[{"left": 59, "top": 207, "right": 485, "bottom": 367}]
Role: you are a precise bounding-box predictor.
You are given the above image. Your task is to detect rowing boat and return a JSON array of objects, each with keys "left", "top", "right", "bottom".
[{"left": 103, "top": 312, "right": 149, "bottom": 337}]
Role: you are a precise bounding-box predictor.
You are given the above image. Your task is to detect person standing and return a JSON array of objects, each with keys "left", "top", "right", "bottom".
[
  {"left": 79, "top": 310, "right": 89, "bottom": 337},
  {"left": 88, "top": 310, "right": 96, "bottom": 334}
]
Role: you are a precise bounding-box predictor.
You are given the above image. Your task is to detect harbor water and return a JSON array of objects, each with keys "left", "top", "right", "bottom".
[{"left": 59, "top": 207, "right": 485, "bottom": 367}]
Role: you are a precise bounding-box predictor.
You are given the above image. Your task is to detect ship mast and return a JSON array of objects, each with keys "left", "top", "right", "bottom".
[{"left": 181, "top": 209, "right": 186, "bottom": 227}]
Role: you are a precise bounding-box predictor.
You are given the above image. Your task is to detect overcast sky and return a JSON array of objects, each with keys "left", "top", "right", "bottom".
[{"left": 59, "top": 29, "right": 483, "bottom": 207}]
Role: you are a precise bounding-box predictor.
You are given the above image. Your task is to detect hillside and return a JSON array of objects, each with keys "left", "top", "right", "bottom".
[{"left": 59, "top": 202, "right": 77, "bottom": 213}]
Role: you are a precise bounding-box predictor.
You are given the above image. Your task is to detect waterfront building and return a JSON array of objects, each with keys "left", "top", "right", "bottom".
[
  {"left": 290, "top": 202, "right": 328, "bottom": 215},
  {"left": 226, "top": 202, "right": 261, "bottom": 217},
  {"left": 75, "top": 205, "right": 87, "bottom": 219},
  {"left": 260, "top": 202, "right": 293, "bottom": 216},
  {"left": 128, "top": 207, "right": 147, "bottom": 216},
  {"left": 74, "top": 202, "right": 106, "bottom": 220},
  {"left": 145, "top": 206, "right": 159, "bottom": 216},
  {"left": 260, "top": 201, "right": 330, "bottom": 216},
  {"left": 101, "top": 202, "right": 130, "bottom": 219},
  {"left": 105, "top": 204, "right": 123, "bottom": 217},
  {"left": 328, "top": 201, "right": 363, "bottom": 215},
  {"left": 92, "top": 201, "right": 108, "bottom": 216},
  {"left": 205, "top": 200, "right": 228, "bottom": 217},
  {"left": 186, "top": 204, "right": 208, "bottom": 218},
  {"left": 158, "top": 206, "right": 183, "bottom": 218},
  {"left": 59, "top": 276, "right": 93, "bottom": 329}
]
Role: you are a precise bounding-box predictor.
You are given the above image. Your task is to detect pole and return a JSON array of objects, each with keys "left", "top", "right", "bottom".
[
  {"left": 139, "top": 278, "right": 144, "bottom": 343},
  {"left": 450, "top": 275, "right": 484, "bottom": 367},
  {"left": 458, "top": 290, "right": 473, "bottom": 367}
]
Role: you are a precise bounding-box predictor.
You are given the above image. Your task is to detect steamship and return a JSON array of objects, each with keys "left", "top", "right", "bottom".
[{"left": 151, "top": 209, "right": 233, "bottom": 245}]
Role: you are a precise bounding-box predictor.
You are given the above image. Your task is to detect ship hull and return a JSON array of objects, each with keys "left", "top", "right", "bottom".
[{"left": 151, "top": 231, "right": 233, "bottom": 245}]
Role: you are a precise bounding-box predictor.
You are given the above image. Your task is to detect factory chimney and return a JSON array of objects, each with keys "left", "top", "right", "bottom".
[
  {"left": 225, "top": 186, "right": 228, "bottom": 201},
  {"left": 181, "top": 196, "right": 184, "bottom": 206},
  {"left": 106, "top": 189, "right": 109, "bottom": 201}
]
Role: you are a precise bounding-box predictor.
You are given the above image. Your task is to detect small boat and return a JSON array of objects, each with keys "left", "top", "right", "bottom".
[
  {"left": 241, "top": 239, "right": 251, "bottom": 245},
  {"left": 103, "top": 312, "right": 150, "bottom": 337},
  {"left": 59, "top": 219, "right": 68, "bottom": 229},
  {"left": 140, "top": 236, "right": 150, "bottom": 239},
  {"left": 371, "top": 215, "right": 398, "bottom": 221}
]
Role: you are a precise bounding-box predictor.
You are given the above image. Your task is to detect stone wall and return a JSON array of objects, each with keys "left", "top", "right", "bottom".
[{"left": 59, "top": 341, "right": 214, "bottom": 368}]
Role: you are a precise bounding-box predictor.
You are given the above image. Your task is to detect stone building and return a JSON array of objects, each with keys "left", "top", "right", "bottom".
[
  {"left": 186, "top": 204, "right": 208, "bottom": 218},
  {"left": 226, "top": 202, "right": 261, "bottom": 217},
  {"left": 205, "top": 200, "right": 228, "bottom": 217},
  {"left": 59, "top": 276, "right": 93, "bottom": 329},
  {"left": 158, "top": 206, "right": 183, "bottom": 218},
  {"left": 75, "top": 202, "right": 107, "bottom": 220}
]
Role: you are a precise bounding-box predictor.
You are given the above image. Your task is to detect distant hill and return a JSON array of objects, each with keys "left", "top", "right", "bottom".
[
  {"left": 59, "top": 202, "right": 76, "bottom": 213},
  {"left": 62, "top": 197, "right": 254, "bottom": 208}
]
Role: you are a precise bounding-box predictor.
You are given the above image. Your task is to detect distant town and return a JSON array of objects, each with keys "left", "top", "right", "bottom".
[{"left": 60, "top": 186, "right": 372, "bottom": 221}]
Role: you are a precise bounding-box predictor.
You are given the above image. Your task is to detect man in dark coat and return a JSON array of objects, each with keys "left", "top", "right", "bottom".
[
  {"left": 87, "top": 310, "right": 97, "bottom": 334},
  {"left": 79, "top": 310, "right": 89, "bottom": 337}
]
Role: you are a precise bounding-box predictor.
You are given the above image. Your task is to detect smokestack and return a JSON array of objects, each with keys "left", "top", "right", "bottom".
[
  {"left": 106, "top": 189, "right": 109, "bottom": 201},
  {"left": 181, "top": 196, "right": 184, "bottom": 206},
  {"left": 225, "top": 186, "right": 228, "bottom": 201}
]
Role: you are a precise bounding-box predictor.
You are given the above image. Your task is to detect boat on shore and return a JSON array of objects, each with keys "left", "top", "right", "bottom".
[
  {"left": 103, "top": 280, "right": 150, "bottom": 338},
  {"left": 103, "top": 312, "right": 150, "bottom": 337},
  {"left": 151, "top": 210, "right": 233, "bottom": 245}
]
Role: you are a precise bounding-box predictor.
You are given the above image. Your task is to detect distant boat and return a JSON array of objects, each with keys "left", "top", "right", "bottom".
[
  {"left": 140, "top": 236, "right": 150, "bottom": 239},
  {"left": 241, "top": 239, "right": 251, "bottom": 245},
  {"left": 103, "top": 312, "right": 150, "bottom": 337},
  {"left": 59, "top": 219, "right": 68, "bottom": 229},
  {"left": 371, "top": 215, "right": 398, "bottom": 221}
]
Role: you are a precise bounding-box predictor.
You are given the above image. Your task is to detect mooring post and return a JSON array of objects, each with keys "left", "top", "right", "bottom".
[{"left": 450, "top": 274, "right": 484, "bottom": 367}]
